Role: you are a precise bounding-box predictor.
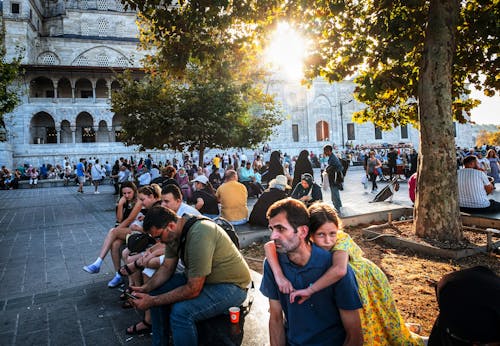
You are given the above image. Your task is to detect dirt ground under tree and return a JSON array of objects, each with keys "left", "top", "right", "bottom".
[{"left": 240, "top": 224, "right": 500, "bottom": 336}]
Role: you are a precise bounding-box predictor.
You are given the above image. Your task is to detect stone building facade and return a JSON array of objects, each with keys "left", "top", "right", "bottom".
[{"left": 0, "top": 0, "right": 474, "bottom": 168}]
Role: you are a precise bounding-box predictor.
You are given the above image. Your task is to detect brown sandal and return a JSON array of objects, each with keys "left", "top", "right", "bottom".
[
  {"left": 119, "top": 259, "right": 144, "bottom": 276},
  {"left": 126, "top": 320, "right": 152, "bottom": 335}
]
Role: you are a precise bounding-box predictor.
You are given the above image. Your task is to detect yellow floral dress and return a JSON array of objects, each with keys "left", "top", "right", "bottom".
[{"left": 333, "top": 231, "right": 423, "bottom": 345}]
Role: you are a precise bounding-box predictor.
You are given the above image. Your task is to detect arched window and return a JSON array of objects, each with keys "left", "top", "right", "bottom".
[
  {"left": 76, "top": 112, "right": 95, "bottom": 143},
  {"left": 96, "top": 54, "right": 110, "bottom": 67},
  {"left": 60, "top": 120, "right": 72, "bottom": 143},
  {"left": 75, "top": 78, "right": 93, "bottom": 99},
  {"left": 96, "top": 120, "right": 109, "bottom": 142},
  {"left": 30, "top": 112, "right": 56, "bottom": 144},
  {"left": 97, "top": 0, "right": 108, "bottom": 10},
  {"left": 30, "top": 77, "right": 54, "bottom": 98},
  {"left": 57, "top": 78, "right": 72, "bottom": 98},
  {"left": 112, "top": 113, "right": 123, "bottom": 142},
  {"left": 74, "top": 55, "right": 89, "bottom": 66},
  {"left": 116, "top": 57, "right": 129, "bottom": 67},
  {"left": 97, "top": 17, "right": 109, "bottom": 36},
  {"left": 316, "top": 121, "right": 329, "bottom": 142},
  {"left": 38, "top": 52, "right": 59, "bottom": 65}
]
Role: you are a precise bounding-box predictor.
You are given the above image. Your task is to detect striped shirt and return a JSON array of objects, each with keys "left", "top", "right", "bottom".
[{"left": 457, "top": 168, "right": 491, "bottom": 208}]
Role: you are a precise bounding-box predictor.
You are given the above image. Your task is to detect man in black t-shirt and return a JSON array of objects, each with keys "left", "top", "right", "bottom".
[{"left": 191, "top": 175, "right": 220, "bottom": 218}]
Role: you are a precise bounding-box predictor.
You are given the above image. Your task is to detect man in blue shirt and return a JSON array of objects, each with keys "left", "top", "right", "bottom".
[
  {"left": 76, "top": 158, "right": 86, "bottom": 193},
  {"left": 260, "top": 198, "right": 363, "bottom": 346},
  {"left": 323, "top": 145, "right": 344, "bottom": 213}
]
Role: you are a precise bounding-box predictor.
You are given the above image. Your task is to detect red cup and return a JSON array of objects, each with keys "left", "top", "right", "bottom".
[{"left": 229, "top": 307, "right": 240, "bottom": 324}]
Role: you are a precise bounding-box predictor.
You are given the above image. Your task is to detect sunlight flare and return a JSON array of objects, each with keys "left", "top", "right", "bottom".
[{"left": 264, "top": 22, "right": 309, "bottom": 81}]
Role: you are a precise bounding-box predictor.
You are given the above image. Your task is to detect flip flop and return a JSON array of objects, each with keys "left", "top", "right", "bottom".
[{"left": 126, "top": 320, "right": 152, "bottom": 335}]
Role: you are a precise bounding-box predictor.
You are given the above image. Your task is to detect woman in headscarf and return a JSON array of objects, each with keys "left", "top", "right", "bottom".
[
  {"left": 264, "top": 150, "right": 285, "bottom": 183},
  {"left": 291, "top": 150, "right": 314, "bottom": 189},
  {"left": 291, "top": 173, "right": 322, "bottom": 207},
  {"left": 249, "top": 175, "right": 289, "bottom": 227}
]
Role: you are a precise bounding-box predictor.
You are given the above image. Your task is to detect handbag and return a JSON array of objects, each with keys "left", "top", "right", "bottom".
[
  {"left": 322, "top": 170, "right": 330, "bottom": 191},
  {"left": 373, "top": 168, "right": 379, "bottom": 176}
]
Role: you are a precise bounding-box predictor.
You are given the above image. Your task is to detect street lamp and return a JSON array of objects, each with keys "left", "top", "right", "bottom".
[{"left": 339, "top": 99, "right": 353, "bottom": 149}]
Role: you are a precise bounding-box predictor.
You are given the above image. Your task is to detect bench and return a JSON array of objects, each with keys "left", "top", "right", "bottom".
[
  {"left": 197, "top": 271, "right": 269, "bottom": 345},
  {"left": 461, "top": 213, "right": 500, "bottom": 251},
  {"left": 18, "top": 177, "right": 113, "bottom": 189}
]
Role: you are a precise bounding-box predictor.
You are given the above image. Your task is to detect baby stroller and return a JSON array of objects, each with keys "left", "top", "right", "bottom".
[{"left": 370, "top": 178, "right": 400, "bottom": 203}]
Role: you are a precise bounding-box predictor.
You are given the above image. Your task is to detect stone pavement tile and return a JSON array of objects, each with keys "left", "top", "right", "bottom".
[
  {"left": 15, "top": 329, "right": 49, "bottom": 346},
  {"left": 0, "top": 333, "right": 14, "bottom": 345},
  {"left": 0, "top": 309, "right": 18, "bottom": 332},
  {"left": 83, "top": 328, "right": 120, "bottom": 346},
  {"left": 33, "top": 292, "right": 59, "bottom": 305},
  {"left": 5, "top": 296, "right": 33, "bottom": 311},
  {"left": 18, "top": 306, "right": 48, "bottom": 332}
]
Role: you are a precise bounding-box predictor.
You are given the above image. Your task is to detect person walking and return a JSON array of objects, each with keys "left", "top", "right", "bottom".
[
  {"left": 91, "top": 159, "right": 105, "bottom": 194},
  {"left": 366, "top": 151, "right": 383, "bottom": 194},
  {"left": 323, "top": 145, "right": 344, "bottom": 213},
  {"left": 76, "top": 158, "right": 86, "bottom": 193}
]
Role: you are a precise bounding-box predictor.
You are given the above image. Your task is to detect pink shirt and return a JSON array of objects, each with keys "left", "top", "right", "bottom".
[{"left": 408, "top": 173, "right": 417, "bottom": 203}]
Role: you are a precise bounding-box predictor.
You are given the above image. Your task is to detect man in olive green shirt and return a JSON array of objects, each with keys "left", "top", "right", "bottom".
[{"left": 130, "top": 205, "right": 251, "bottom": 346}]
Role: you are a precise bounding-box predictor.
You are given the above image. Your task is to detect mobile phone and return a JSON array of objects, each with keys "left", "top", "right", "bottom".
[{"left": 124, "top": 292, "right": 138, "bottom": 300}]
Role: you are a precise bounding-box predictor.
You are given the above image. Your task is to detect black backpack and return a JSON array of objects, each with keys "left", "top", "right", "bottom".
[
  {"left": 179, "top": 215, "right": 240, "bottom": 261},
  {"left": 127, "top": 232, "right": 156, "bottom": 253}
]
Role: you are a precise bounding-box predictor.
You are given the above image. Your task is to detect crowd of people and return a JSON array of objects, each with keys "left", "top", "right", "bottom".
[{"left": 3, "top": 143, "right": 499, "bottom": 344}]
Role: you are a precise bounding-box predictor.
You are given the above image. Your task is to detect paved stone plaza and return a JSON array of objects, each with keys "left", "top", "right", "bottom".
[{"left": 0, "top": 166, "right": 415, "bottom": 345}]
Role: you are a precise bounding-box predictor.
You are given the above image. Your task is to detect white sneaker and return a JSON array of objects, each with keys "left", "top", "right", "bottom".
[{"left": 94, "top": 191, "right": 100, "bottom": 194}]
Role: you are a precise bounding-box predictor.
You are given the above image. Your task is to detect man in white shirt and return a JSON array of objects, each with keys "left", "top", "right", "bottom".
[
  {"left": 137, "top": 167, "right": 152, "bottom": 187},
  {"left": 160, "top": 184, "right": 201, "bottom": 217},
  {"left": 458, "top": 155, "right": 500, "bottom": 213}
]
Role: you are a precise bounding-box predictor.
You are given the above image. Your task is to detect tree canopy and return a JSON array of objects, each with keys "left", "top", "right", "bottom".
[
  {"left": 122, "top": 0, "right": 498, "bottom": 128},
  {"left": 0, "top": 29, "right": 22, "bottom": 129},
  {"left": 111, "top": 68, "right": 283, "bottom": 165}
]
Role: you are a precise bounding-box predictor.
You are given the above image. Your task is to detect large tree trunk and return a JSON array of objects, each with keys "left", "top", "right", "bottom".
[{"left": 414, "top": 0, "right": 462, "bottom": 241}]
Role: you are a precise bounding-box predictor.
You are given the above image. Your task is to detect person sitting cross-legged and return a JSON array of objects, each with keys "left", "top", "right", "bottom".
[
  {"left": 291, "top": 173, "right": 322, "bottom": 207},
  {"left": 128, "top": 205, "right": 251, "bottom": 346},
  {"left": 458, "top": 155, "right": 500, "bottom": 214}
]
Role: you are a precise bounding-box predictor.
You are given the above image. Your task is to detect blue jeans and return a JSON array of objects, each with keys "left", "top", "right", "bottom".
[
  {"left": 330, "top": 186, "right": 342, "bottom": 213},
  {"left": 229, "top": 218, "right": 247, "bottom": 226},
  {"left": 150, "top": 273, "right": 248, "bottom": 346}
]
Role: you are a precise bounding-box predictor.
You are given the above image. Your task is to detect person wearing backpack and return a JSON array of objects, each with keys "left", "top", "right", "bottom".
[
  {"left": 128, "top": 206, "right": 251, "bottom": 346},
  {"left": 323, "top": 145, "right": 344, "bottom": 214}
]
